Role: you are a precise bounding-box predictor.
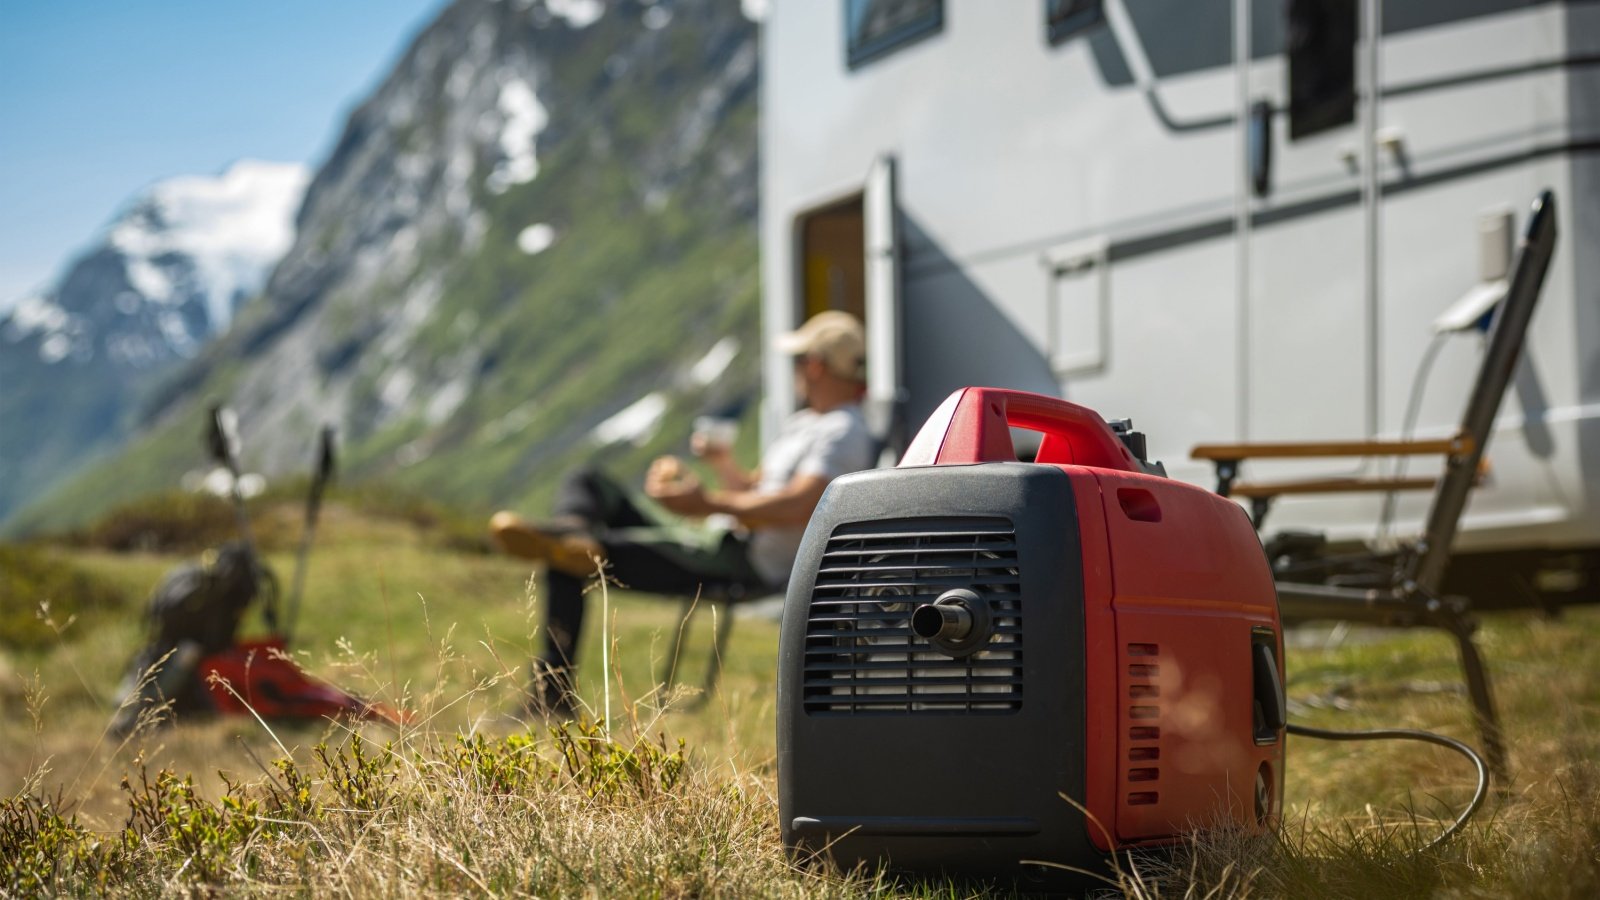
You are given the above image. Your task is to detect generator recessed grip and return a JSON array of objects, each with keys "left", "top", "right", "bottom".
[
  {"left": 1252, "top": 634, "right": 1287, "bottom": 742},
  {"left": 899, "top": 387, "right": 1143, "bottom": 471}
]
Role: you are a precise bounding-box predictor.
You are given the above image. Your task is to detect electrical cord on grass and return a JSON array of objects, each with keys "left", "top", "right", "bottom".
[{"left": 1287, "top": 722, "right": 1489, "bottom": 851}]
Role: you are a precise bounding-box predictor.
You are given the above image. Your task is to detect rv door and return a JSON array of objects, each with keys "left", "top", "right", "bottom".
[
  {"left": 864, "top": 154, "right": 905, "bottom": 456},
  {"left": 1243, "top": 0, "right": 1374, "bottom": 442}
]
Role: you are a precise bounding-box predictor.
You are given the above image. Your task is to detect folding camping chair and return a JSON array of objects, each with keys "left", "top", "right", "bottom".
[
  {"left": 1190, "top": 190, "right": 1558, "bottom": 785},
  {"left": 656, "top": 583, "right": 748, "bottom": 708},
  {"left": 656, "top": 416, "right": 906, "bottom": 706}
]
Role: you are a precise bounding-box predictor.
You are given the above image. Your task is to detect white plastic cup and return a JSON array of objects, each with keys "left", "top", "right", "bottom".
[{"left": 693, "top": 416, "right": 738, "bottom": 452}]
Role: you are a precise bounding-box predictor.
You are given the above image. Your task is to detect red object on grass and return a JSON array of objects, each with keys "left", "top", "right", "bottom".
[{"left": 199, "top": 638, "right": 409, "bottom": 725}]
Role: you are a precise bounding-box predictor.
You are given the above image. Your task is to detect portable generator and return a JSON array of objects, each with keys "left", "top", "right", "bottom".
[{"left": 777, "top": 387, "right": 1286, "bottom": 887}]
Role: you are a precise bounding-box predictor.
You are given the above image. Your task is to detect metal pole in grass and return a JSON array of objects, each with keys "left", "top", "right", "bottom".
[
  {"left": 285, "top": 426, "right": 336, "bottom": 644},
  {"left": 598, "top": 555, "right": 611, "bottom": 733}
]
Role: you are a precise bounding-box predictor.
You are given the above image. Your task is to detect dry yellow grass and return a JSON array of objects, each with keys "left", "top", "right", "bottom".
[{"left": 3, "top": 505, "right": 1597, "bottom": 897}]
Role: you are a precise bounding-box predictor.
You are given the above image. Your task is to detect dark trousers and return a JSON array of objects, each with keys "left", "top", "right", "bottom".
[{"left": 539, "top": 468, "right": 770, "bottom": 673}]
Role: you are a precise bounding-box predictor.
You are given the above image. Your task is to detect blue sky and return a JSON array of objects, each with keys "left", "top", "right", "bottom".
[{"left": 0, "top": 0, "right": 447, "bottom": 308}]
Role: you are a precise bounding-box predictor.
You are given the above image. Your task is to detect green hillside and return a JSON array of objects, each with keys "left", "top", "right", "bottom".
[{"left": 7, "top": 0, "right": 761, "bottom": 535}]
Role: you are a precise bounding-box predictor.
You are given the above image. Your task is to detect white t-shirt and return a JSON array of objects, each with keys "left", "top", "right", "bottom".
[{"left": 745, "top": 404, "right": 876, "bottom": 585}]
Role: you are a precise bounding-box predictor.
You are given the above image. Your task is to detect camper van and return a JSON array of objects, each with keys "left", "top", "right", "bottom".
[{"left": 758, "top": 1, "right": 1599, "bottom": 605}]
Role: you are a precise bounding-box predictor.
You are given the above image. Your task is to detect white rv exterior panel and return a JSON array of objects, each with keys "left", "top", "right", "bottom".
[{"left": 761, "top": 0, "right": 1600, "bottom": 554}]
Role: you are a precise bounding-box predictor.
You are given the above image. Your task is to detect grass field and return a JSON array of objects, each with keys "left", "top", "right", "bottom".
[{"left": 2, "top": 497, "right": 1597, "bottom": 897}]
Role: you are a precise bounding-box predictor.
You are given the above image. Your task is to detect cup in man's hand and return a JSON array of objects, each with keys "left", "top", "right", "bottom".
[{"left": 692, "top": 416, "right": 738, "bottom": 457}]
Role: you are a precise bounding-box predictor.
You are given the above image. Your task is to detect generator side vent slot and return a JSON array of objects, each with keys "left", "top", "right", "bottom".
[
  {"left": 802, "top": 517, "right": 1022, "bottom": 715},
  {"left": 1125, "top": 641, "right": 1162, "bottom": 799}
]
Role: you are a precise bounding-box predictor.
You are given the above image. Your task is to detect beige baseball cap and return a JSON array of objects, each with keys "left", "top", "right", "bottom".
[{"left": 775, "top": 310, "right": 867, "bottom": 382}]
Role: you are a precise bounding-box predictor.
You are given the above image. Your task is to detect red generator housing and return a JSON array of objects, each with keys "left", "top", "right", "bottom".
[{"left": 778, "top": 388, "right": 1285, "bottom": 889}]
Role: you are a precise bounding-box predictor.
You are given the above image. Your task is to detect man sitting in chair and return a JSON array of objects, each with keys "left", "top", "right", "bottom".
[{"left": 490, "top": 311, "right": 877, "bottom": 715}]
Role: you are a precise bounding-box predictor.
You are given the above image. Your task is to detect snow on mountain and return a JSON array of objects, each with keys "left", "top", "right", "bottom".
[
  {"left": 689, "top": 336, "right": 739, "bottom": 387},
  {"left": 643, "top": 4, "right": 673, "bottom": 29},
  {"left": 7, "top": 0, "right": 764, "bottom": 534},
  {"left": 486, "top": 76, "right": 549, "bottom": 193},
  {"left": 3, "top": 159, "right": 307, "bottom": 368},
  {"left": 0, "top": 159, "right": 308, "bottom": 522},
  {"left": 4, "top": 294, "right": 80, "bottom": 363},
  {"left": 107, "top": 159, "right": 310, "bottom": 332},
  {"left": 516, "top": 222, "right": 557, "bottom": 254},
  {"left": 545, "top": 0, "right": 606, "bottom": 29},
  {"left": 592, "top": 391, "right": 669, "bottom": 446}
]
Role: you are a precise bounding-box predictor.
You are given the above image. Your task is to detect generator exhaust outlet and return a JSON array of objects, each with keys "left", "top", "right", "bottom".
[
  {"left": 909, "top": 603, "right": 968, "bottom": 640},
  {"left": 911, "top": 589, "right": 991, "bottom": 656}
]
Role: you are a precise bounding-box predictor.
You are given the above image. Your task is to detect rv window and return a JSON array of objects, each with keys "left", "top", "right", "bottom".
[
  {"left": 1046, "top": 0, "right": 1103, "bottom": 44},
  {"left": 1287, "top": 0, "right": 1357, "bottom": 140},
  {"left": 1122, "top": 0, "right": 1232, "bottom": 78},
  {"left": 846, "top": 0, "right": 943, "bottom": 69}
]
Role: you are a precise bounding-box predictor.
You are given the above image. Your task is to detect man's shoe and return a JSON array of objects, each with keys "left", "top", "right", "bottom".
[{"left": 488, "top": 512, "right": 604, "bottom": 576}]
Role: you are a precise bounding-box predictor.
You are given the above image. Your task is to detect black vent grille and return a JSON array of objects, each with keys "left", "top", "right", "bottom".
[{"left": 802, "top": 518, "right": 1022, "bottom": 714}]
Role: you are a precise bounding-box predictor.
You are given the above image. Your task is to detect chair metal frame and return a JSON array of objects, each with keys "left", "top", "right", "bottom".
[
  {"left": 1191, "top": 191, "right": 1559, "bottom": 786},
  {"left": 656, "top": 587, "right": 743, "bottom": 707}
]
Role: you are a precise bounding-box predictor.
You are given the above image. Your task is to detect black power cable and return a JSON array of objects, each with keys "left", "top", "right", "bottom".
[
  {"left": 1287, "top": 721, "right": 1490, "bottom": 851},
  {"left": 1377, "top": 330, "right": 1450, "bottom": 542}
]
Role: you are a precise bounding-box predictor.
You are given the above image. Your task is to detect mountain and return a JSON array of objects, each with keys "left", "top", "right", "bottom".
[
  {"left": 6, "top": 0, "right": 761, "bottom": 534},
  {"left": 0, "top": 160, "right": 308, "bottom": 521}
]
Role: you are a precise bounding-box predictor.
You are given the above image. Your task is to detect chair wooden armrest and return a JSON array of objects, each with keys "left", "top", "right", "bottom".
[
  {"left": 1190, "top": 434, "right": 1474, "bottom": 462},
  {"left": 1189, "top": 432, "right": 1480, "bottom": 500},
  {"left": 1228, "top": 476, "right": 1440, "bottom": 499}
]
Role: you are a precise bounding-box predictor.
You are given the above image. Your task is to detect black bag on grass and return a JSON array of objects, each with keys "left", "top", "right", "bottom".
[{"left": 110, "top": 542, "right": 278, "bottom": 734}]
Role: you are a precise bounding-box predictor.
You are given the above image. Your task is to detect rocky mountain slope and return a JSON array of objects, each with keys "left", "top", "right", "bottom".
[
  {"left": 0, "top": 161, "right": 307, "bottom": 521},
  {"left": 7, "top": 0, "right": 760, "bottom": 534}
]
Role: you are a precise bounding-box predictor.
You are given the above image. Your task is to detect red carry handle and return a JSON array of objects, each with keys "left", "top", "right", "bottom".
[{"left": 898, "top": 387, "right": 1141, "bottom": 472}]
